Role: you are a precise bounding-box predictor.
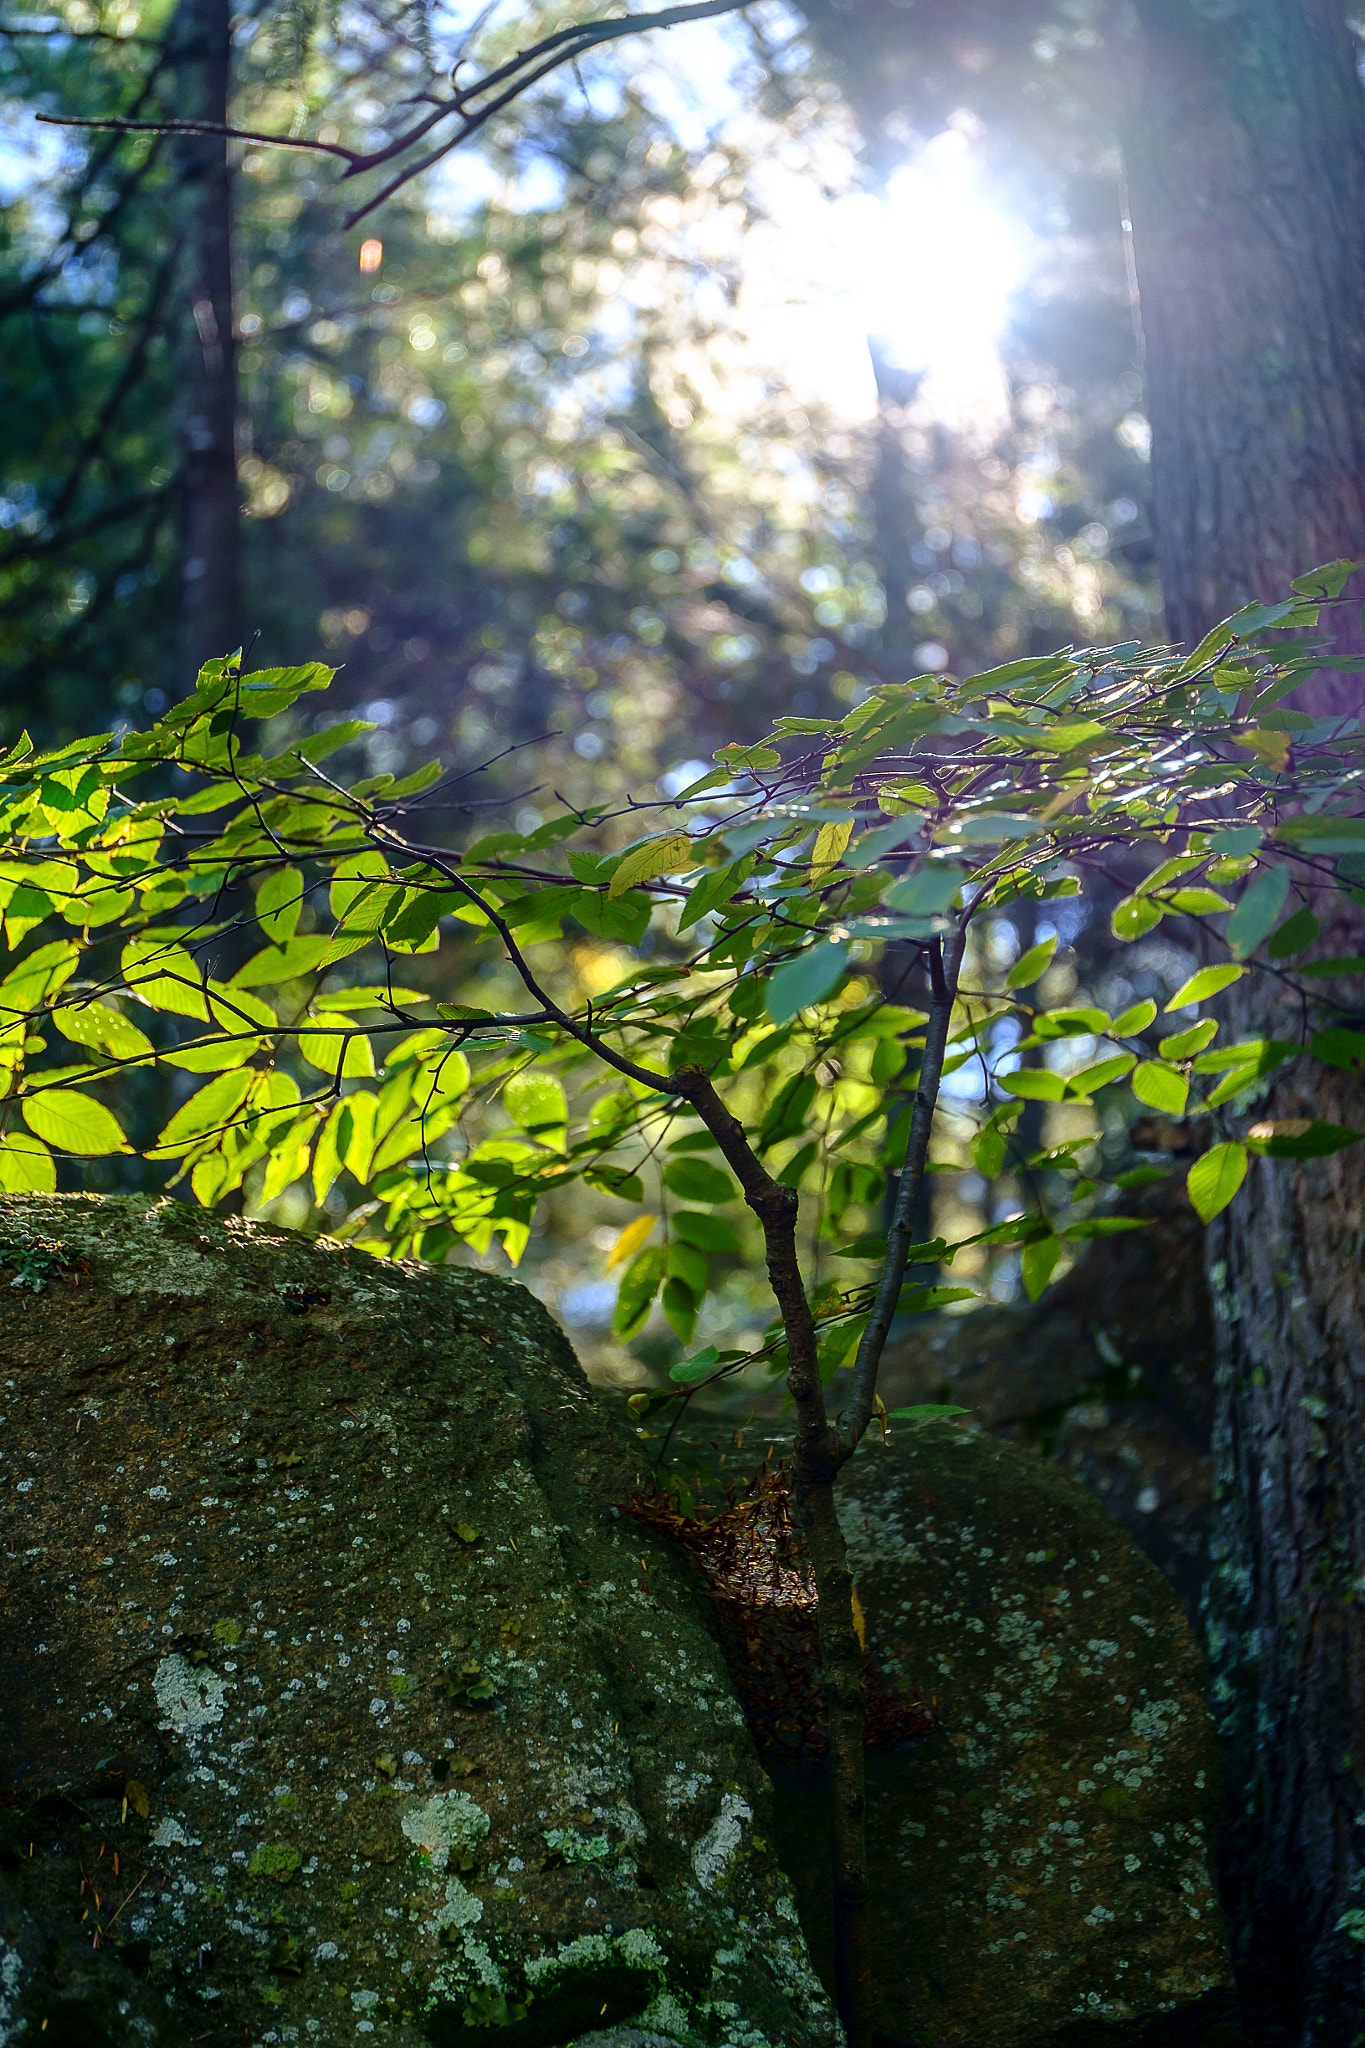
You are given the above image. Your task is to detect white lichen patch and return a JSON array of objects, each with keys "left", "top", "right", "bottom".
[
  {"left": 429, "top": 1878, "right": 483, "bottom": 1934},
  {"left": 692, "top": 1793, "right": 751, "bottom": 1892},
  {"left": 151, "top": 1816, "right": 190, "bottom": 1849},
  {"left": 401, "top": 1791, "right": 490, "bottom": 1868},
  {"left": 153, "top": 1654, "right": 226, "bottom": 1734}
]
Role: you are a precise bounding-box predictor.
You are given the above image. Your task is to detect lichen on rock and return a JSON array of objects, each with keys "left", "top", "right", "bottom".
[
  {"left": 767, "top": 1422, "right": 1232, "bottom": 2047},
  {"left": 0, "top": 1196, "right": 835, "bottom": 2048}
]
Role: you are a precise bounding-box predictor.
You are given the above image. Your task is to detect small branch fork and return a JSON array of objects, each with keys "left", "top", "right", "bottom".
[{"left": 37, "top": 0, "right": 755, "bottom": 228}]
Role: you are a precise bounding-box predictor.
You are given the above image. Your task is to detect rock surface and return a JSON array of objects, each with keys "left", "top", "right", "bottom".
[
  {"left": 767, "top": 1424, "right": 1231, "bottom": 2048},
  {"left": 0, "top": 1196, "right": 835, "bottom": 2048},
  {"left": 878, "top": 1182, "right": 1216, "bottom": 1618}
]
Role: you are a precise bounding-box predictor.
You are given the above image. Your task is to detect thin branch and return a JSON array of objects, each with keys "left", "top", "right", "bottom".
[
  {"left": 37, "top": 0, "right": 756, "bottom": 228},
  {"left": 840, "top": 920, "right": 970, "bottom": 1451}
]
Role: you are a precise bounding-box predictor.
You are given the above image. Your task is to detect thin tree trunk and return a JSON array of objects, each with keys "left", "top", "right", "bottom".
[
  {"left": 1115, "top": 7, "right": 1365, "bottom": 2038},
  {"left": 171, "top": 0, "right": 240, "bottom": 688}
]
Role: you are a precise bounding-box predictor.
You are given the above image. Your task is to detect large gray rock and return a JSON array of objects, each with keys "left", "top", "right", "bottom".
[
  {"left": 767, "top": 1424, "right": 1232, "bottom": 2047},
  {"left": 0, "top": 1196, "right": 835, "bottom": 2048}
]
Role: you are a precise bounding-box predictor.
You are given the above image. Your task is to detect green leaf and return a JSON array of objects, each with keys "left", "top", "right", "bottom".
[
  {"left": 149, "top": 1069, "right": 256, "bottom": 1159},
  {"left": 1226, "top": 867, "right": 1290, "bottom": 958},
  {"left": 1111, "top": 999, "right": 1158, "bottom": 1036},
  {"left": 845, "top": 818, "right": 922, "bottom": 868},
  {"left": 1066, "top": 1053, "right": 1137, "bottom": 1096},
  {"left": 614, "top": 1244, "right": 666, "bottom": 1338},
  {"left": 121, "top": 939, "right": 210, "bottom": 1020},
  {"left": 1021, "top": 1233, "right": 1061, "bottom": 1301},
  {"left": 504, "top": 1069, "right": 567, "bottom": 1143},
  {"left": 662, "top": 1157, "right": 737, "bottom": 1205},
  {"left": 938, "top": 813, "right": 1045, "bottom": 845},
  {"left": 1211, "top": 826, "right": 1262, "bottom": 856},
  {"left": 662, "top": 1275, "right": 699, "bottom": 1344},
  {"left": 1131, "top": 1061, "right": 1189, "bottom": 1115},
  {"left": 669, "top": 1344, "right": 721, "bottom": 1385},
  {"left": 583, "top": 1165, "right": 645, "bottom": 1202},
  {"left": 1158, "top": 1019, "right": 1219, "bottom": 1060},
  {"left": 299, "top": 1028, "right": 376, "bottom": 1080},
  {"left": 1060, "top": 1217, "right": 1150, "bottom": 1240},
  {"left": 1290, "top": 559, "right": 1358, "bottom": 599},
  {"left": 22, "top": 1089, "right": 129, "bottom": 1156},
  {"left": 573, "top": 888, "right": 651, "bottom": 945},
  {"left": 678, "top": 856, "right": 753, "bottom": 933},
  {"left": 765, "top": 940, "right": 849, "bottom": 1025},
  {"left": 832, "top": 1234, "right": 887, "bottom": 1260},
  {"left": 999, "top": 1068, "right": 1068, "bottom": 1101},
  {"left": 1310, "top": 1028, "right": 1365, "bottom": 1072},
  {"left": 1273, "top": 814, "right": 1365, "bottom": 853},
  {"left": 1187, "top": 1142, "right": 1248, "bottom": 1222},
  {"left": 1266, "top": 907, "right": 1320, "bottom": 959},
  {"left": 1165, "top": 887, "right": 1232, "bottom": 916},
  {"left": 608, "top": 832, "right": 697, "bottom": 899},
  {"left": 671, "top": 1210, "right": 741, "bottom": 1252},
  {"left": 888, "top": 1403, "right": 970, "bottom": 1423},
  {"left": 1111, "top": 894, "right": 1163, "bottom": 942},
  {"left": 256, "top": 866, "right": 304, "bottom": 943},
  {"left": 0, "top": 1134, "right": 55, "bottom": 1193},
  {"left": 1299, "top": 958, "right": 1365, "bottom": 978},
  {"left": 1245, "top": 1118, "right": 1363, "bottom": 1159},
  {"left": 1006, "top": 935, "right": 1058, "bottom": 989},
  {"left": 52, "top": 1002, "right": 153, "bottom": 1061},
  {"left": 1165, "top": 964, "right": 1245, "bottom": 1010},
  {"left": 881, "top": 863, "right": 965, "bottom": 916}
]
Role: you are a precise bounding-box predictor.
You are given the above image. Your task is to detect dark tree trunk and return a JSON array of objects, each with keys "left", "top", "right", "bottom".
[
  {"left": 1116, "top": 0, "right": 1365, "bottom": 679},
  {"left": 1118, "top": 11, "right": 1365, "bottom": 2042},
  {"left": 171, "top": 0, "right": 240, "bottom": 688}
]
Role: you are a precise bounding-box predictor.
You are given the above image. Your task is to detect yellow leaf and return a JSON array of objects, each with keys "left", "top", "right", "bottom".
[
  {"left": 605, "top": 1212, "right": 658, "bottom": 1270},
  {"left": 124, "top": 1779, "right": 150, "bottom": 1820},
  {"left": 607, "top": 833, "right": 696, "bottom": 900},
  {"left": 850, "top": 1584, "right": 867, "bottom": 1651},
  {"left": 1234, "top": 729, "right": 1290, "bottom": 769},
  {"left": 810, "top": 819, "right": 852, "bottom": 879}
]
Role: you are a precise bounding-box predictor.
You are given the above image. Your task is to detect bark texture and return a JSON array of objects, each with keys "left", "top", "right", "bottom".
[
  {"left": 1201, "top": 998, "right": 1365, "bottom": 2046},
  {"left": 170, "top": 0, "right": 241, "bottom": 687},
  {"left": 1117, "top": 0, "right": 1365, "bottom": 677}
]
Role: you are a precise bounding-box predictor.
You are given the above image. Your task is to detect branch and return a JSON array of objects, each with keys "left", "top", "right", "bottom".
[
  {"left": 37, "top": 0, "right": 756, "bottom": 228},
  {"left": 840, "top": 921, "right": 970, "bottom": 1451}
]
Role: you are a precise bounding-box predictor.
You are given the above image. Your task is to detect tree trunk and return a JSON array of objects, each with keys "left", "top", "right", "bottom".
[
  {"left": 1116, "top": 0, "right": 1365, "bottom": 680},
  {"left": 1117, "top": 10, "right": 1365, "bottom": 2041},
  {"left": 171, "top": 0, "right": 240, "bottom": 688}
]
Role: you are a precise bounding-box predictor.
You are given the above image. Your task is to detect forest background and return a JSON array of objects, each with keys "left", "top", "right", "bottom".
[{"left": 4, "top": 2, "right": 1365, "bottom": 2045}]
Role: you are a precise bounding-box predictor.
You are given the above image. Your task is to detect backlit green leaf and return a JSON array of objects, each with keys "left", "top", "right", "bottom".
[
  {"left": 1131, "top": 1061, "right": 1189, "bottom": 1115},
  {"left": 1165, "top": 964, "right": 1245, "bottom": 1010},
  {"left": 1006, "top": 935, "right": 1057, "bottom": 988},
  {"left": 1187, "top": 1142, "right": 1248, "bottom": 1222},
  {"left": 1111, "top": 894, "right": 1163, "bottom": 942},
  {"left": 22, "top": 1089, "right": 129, "bottom": 1156},
  {"left": 0, "top": 1134, "right": 55, "bottom": 1193}
]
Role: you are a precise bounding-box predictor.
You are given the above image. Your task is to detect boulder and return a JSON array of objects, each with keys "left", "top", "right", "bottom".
[
  {"left": 0, "top": 1195, "right": 836, "bottom": 2048},
  {"left": 878, "top": 1182, "right": 1216, "bottom": 1619},
  {"left": 767, "top": 1424, "right": 1232, "bottom": 2048}
]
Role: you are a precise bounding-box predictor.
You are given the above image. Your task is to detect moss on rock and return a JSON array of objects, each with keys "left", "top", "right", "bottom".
[
  {"left": 768, "top": 1424, "right": 1231, "bottom": 2048},
  {"left": 0, "top": 1196, "right": 834, "bottom": 2048}
]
